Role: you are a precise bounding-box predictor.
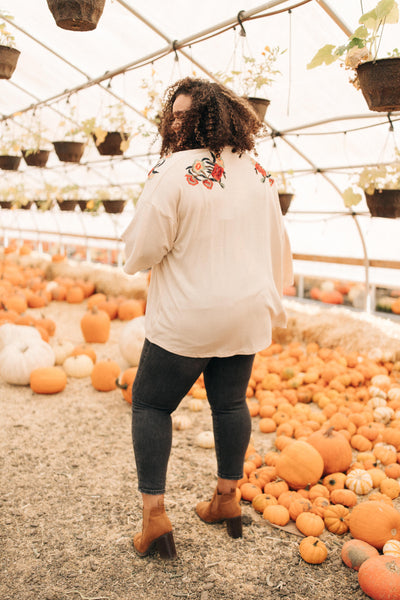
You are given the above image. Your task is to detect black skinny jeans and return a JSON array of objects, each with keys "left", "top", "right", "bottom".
[{"left": 131, "top": 339, "right": 255, "bottom": 495}]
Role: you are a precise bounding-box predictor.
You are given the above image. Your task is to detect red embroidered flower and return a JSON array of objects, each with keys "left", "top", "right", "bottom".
[
  {"left": 203, "top": 179, "right": 213, "bottom": 189},
  {"left": 255, "top": 163, "right": 267, "bottom": 178},
  {"left": 269, "top": 177, "right": 275, "bottom": 186},
  {"left": 211, "top": 164, "right": 224, "bottom": 181},
  {"left": 185, "top": 174, "right": 199, "bottom": 185}
]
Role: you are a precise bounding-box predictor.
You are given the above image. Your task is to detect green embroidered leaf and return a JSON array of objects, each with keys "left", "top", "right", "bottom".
[{"left": 307, "top": 45, "right": 338, "bottom": 69}]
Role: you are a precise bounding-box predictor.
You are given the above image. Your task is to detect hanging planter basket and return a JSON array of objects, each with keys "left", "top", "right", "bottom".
[
  {"left": 77, "top": 200, "right": 88, "bottom": 211},
  {"left": 46, "top": 0, "right": 106, "bottom": 31},
  {"left": 34, "top": 199, "right": 55, "bottom": 211},
  {"left": 53, "top": 141, "right": 85, "bottom": 163},
  {"left": 57, "top": 199, "right": 78, "bottom": 211},
  {"left": 22, "top": 149, "right": 50, "bottom": 168},
  {"left": 0, "top": 45, "right": 20, "bottom": 80},
  {"left": 278, "top": 193, "right": 294, "bottom": 215},
  {"left": 0, "top": 201, "right": 12, "bottom": 209},
  {"left": 365, "top": 189, "right": 400, "bottom": 219},
  {"left": 356, "top": 58, "right": 400, "bottom": 112},
  {"left": 19, "top": 201, "right": 34, "bottom": 210},
  {"left": 0, "top": 155, "right": 21, "bottom": 171},
  {"left": 93, "top": 131, "right": 129, "bottom": 156},
  {"left": 245, "top": 97, "right": 270, "bottom": 122},
  {"left": 102, "top": 200, "right": 126, "bottom": 214}
]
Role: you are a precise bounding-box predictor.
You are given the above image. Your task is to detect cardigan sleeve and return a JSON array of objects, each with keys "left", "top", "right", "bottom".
[{"left": 121, "top": 168, "right": 179, "bottom": 275}]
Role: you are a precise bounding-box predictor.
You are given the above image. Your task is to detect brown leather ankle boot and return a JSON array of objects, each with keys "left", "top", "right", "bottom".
[
  {"left": 133, "top": 499, "right": 177, "bottom": 559},
  {"left": 195, "top": 487, "right": 242, "bottom": 538}
]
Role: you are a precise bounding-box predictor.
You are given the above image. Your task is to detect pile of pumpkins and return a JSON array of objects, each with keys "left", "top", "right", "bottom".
[
  {"left": 193, "top": 340, "right": 400, "bottom": 600},
  {"left": 0, "top": 254, "right": 147, "bottom": 398}
]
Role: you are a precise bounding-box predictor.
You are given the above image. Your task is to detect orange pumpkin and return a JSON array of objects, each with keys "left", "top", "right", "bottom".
[
  {"left": 296, "top": 512, "right": 325, "bottom": 537},
  {"left": 341, "top": 539, "right": 379, "bottom": 571},
  {"left": 324, "top": 504, "right": 350, "bottom": 535},
  {"left": 358, "top": 555, "right": 400, "bottom": 599},
  {"left": 90, "top": 360, "right": 121, "bottom": 392},
  {"left": 263, "top": 504, "right": 290, "bottom": 526},
  {"left": 330, "top": 488, "right": 358, "bottom": 507},
  {"left": 30, "top": 366, "right": 67, "bottom": 395},
  {"left": 116, "top": 367, "right": 137, "bottom": 403},
  {"left": 307, "top": 425, "right": 353, "bottom": 474},
  {"left": 299, "top": 536, "right": 328, "bottom": 564},
  {"left": 275, "top": 440, "right": 324, "bottom": 490},
  {"left": 80, "top": 306, "right": 110, "bottom": 343},
  {"left": 349, "top": 501, "right": 400, "bottom": 549}
]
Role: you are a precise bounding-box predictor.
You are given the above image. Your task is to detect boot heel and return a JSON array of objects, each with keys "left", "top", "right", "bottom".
[
  {"left": 226, "top": 516, "right": 242, "bottom": 538},
  {"left": 155, "top": 531, "right": 177, "bottom": 559}
]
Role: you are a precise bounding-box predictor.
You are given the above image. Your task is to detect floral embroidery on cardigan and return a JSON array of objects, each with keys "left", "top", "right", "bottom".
[
  {"left": 185, "top": 152, "right": 226, "bottom": 189},
  {"left": 250, "top": 157, "right": 274, "bottom": 185},
  {"left": 148, "top": 154, "right": 172, "bottom": 178}
]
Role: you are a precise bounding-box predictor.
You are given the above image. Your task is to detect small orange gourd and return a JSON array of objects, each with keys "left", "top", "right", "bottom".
[
  {"left": 80, "top": 306, "right": 110, "bottom": 343},
  {"left": 299, "top": 536, "right": 328, "bottom": 564},
  {"left": 30, "top": 366, "right": 67, "bottom": 394},
  {"left": 90, "top": 360, "right": 121, "bottom": 392}
]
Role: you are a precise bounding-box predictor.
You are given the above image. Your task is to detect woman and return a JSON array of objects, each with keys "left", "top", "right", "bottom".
[{"left": 122, "top": 77, "right": 293, "bottom": 559}]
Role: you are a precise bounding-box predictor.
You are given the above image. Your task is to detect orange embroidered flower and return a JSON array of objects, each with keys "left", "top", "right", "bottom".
[{"left": 185, "top": 174, "right": 199, "bottom": 185}]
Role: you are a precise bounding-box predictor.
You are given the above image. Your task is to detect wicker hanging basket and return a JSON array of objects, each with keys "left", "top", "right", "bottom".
[
  {"left": 0, "top": 45, "right": 20, "bottom": 79},
  {"left": 365, "top": 189, "right": 400, "bottom": 219},
  {"left": 53, "top": 141, "right": 85, "bottom": 163},
  {"left": 0, "top": 155, "right": 21, "bottom": 171},
  {"left": 46, "top": 0, "right": 106, "bottom": 31},
  {"left": 278, "top": 193, "right": 294, "bottom": 215},
  {"left": 57, "top": 200, "right": 78, "bottom": 211},
  {"left": 0, "top": 201, "right": 12, "bottom": 209},
  {"left": 102, "top": 200, "right": 126, "bottom": 214},
  {"left": 245, "top": 97, "right": 270, "bottom": 122},
  {"left": 93, "top": 131, "right": 129, "bottom": 156},
  {"left": 356, "top": 58, "right": 400, "bottom": 112},
  {"left": 22, "top": 149, "right": 50, "bottom": 168}
]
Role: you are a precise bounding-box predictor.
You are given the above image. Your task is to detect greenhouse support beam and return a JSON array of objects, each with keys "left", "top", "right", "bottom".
[
  {"left": 2, "top": 16, "right": 154, "bottom": 126},
  {"left": 280, "top": 113, "right": 400, "bottom": 134},
  {"left": 315, "top": 0, "right": 352, "bottom": 37},
  {"left": 1, "top": 0, "right": 292, "bottom": 121}
]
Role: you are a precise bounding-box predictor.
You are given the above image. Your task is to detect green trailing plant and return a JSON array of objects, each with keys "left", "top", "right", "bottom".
[
  {"left": 342, "top": 150, "right": 400, "bottom": 207},
  {"left": 307, "top": 0, "right": 400, "bottom": 88},
  {"left": 215, "top": 45, "right": 285, "bottom": 98},
  {"left": 0, "top": 11, "right": 16, "bottom": 48}
]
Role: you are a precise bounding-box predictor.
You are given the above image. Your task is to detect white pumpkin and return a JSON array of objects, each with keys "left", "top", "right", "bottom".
[
  {"left": 373, "top": 406, "right": 394, "bottom": 425},
  {"left": 172, "top": 414, "right": 192, "bottom": 430},
  {"left": 0, "top": 323, "right": 41, "bottom": 351},
  {"left": 368, "top": 386, "right": 387, "bottom": 400},
  {"left": 367, "top": 396, "right": 387, "bottom": 409},
  {"left": 0, "top": 339, "right": 55, "bottom": 385},
  {"left": 63, "top": 354, "right": 94, "bottom": 378},
  {"left": 382, "top": 539, "right": 400, "bottom": 557},
  {"left": 370, "top": 374, "right": 392, "bottom": 392},
  {"left": 345, "top": 469, "right": 373, "bottom": 495},
  {"left": 388, "top": 387, "right": 400, "bottom": 403},
  {"left": 51, "top": 339, "right": 75, "bottom": 365},
  {"left": 118, "top": 316, "right": 145, "bottom": 367},
  {"left": 196, "top": 431, "right": 215, "bottom": 448},
  {"left": 187, "top": 398, "right": 204, "bottom": 412}
]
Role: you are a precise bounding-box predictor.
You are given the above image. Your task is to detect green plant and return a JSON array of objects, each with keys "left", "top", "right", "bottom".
[
  {"left": 342, "top": 152, "right": 400, "bottom": 207},
  {"left": 0, "top": 11, "right": 16, "bottom": 48},
  {"left": 271, "top": 171, "right": 294, "bottom": 194},
  {"left": 216, "top": 45, "right": 285, "bottom": 97},
  {"left": 307, "top": 0, "right": 400, "bottom": 87},
  {"left": 0, "top": 183, "right": 26, "bottom": 206},
  {"left": 78, "top": 102, "right": 133, "bottom": 151},
  {"left": 35, "top": 183, "right": 59, "bottom": 211}
]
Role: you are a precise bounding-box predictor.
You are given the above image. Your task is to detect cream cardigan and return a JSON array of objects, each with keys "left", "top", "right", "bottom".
[{"left": 122, "top": 147, "right": 293, "bottom": 357}]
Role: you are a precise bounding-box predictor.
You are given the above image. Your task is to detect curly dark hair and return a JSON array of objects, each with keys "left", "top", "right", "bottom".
[{"left": 159, "top": 77, "right": 264, "bottom": 157}]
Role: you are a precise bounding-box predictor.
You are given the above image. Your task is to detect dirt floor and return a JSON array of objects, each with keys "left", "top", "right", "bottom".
[{"left": 1, "top": 299, "right": 400, "bottom": 600}]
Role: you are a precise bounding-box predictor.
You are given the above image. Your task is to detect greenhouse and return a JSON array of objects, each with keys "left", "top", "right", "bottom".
[{"left": 1, "top": 2, "right": 400, "bottom": 599}]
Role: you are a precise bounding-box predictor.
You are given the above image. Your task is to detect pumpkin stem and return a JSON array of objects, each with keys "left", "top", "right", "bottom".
[
  {"left": 324, "top": 426, "right": 335, "bottom": 437},
  {"left": 115, "top": 378, "right": 128, "bottom": 390}
]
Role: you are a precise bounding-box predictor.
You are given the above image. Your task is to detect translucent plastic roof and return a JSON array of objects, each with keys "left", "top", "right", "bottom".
[{"left": 1, "top": 0, "right": 400, "bottom": 280}]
